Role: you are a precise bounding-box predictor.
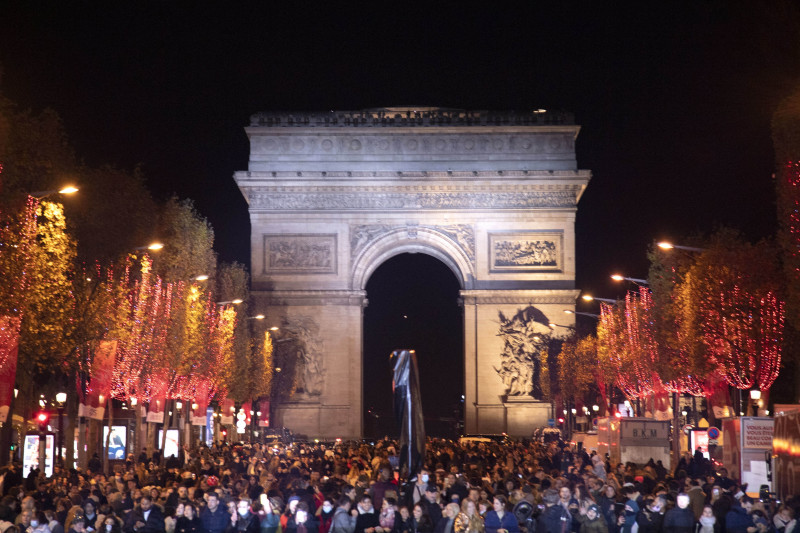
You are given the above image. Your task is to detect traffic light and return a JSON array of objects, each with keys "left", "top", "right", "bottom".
[
  {"left": 557, "top": 417, "right": 565, "bottom": 425},
  {"left": 221, "top": 428, "right": 227, "bottom": 440},
  {"left": 36, "top": 411, "right": 49, "bottom": 433}
]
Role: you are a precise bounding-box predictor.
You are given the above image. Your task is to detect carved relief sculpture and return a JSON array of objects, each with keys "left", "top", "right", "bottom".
[
  {"left": 494, "top": 306, "right": 553, "bottom": 399},
  {"left": 489, "top": 232, "right": 563, "bottom": 272},
  {"left": 350, "top": 224, "right": 475, "bottom": 264},
  {"left": 263, "top": 234, "right": 337, "bottom": 274},
  {"left": 277, "top": 316, "right": 326, "bottom": 397}
]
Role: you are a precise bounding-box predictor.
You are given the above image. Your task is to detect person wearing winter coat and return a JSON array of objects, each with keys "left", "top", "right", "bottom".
[
  {"left": 725, "top": 498, "right": 757, "bottom": 533},
  {"left": 329, "top": 498, "right": 356, "bottom": 533},
  {"left": 663, "top": 494, "right": 695, "bottom": 533},
  {"left": 226, "top": 499, "right": 261, "bottom": 533},
  {"left": 635, "top": 496, "right": 665, "bottom": 533},
  {"left": 482, "top": 497, "right": 519, "bottom": 533},
  {"left": 175, "top": 505, "right": 202, "bottom": 533},
  {"left": 697, "top": 506, "right": 716, "bottom": 533},
  {"left": 537, "top": 490, "right": 572, "bottom": 533},
  {"left": 575, "top": 504, "right": 608, "bottom": 533}
]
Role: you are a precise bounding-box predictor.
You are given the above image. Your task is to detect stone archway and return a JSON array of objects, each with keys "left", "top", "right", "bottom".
[
  {"left": 234, "top": 108, "right": 590, "bottom": 438},
  {"left": 351, "top": 226, "right": 474, "bottom": 291},
  {"left": 361, "top": 252, "right": 464, "bottom": 438}
]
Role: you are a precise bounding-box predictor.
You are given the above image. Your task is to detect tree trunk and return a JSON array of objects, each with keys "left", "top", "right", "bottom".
[
  {"left": 160, "top": 399, "right": 171, "bottom": 461},
  {"left": 103, "top": 400, "right": 113, "bottom": 475},
  {"left": 671, "top": 392, "right": 680, "bottom": 471},
  {"left": 0, "top": 393, "right": 16, "bottom": 466}
]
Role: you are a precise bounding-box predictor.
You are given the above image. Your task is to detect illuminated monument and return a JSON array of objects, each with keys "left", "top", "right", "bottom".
[{"left": 234, "top": 108, "right": 590, "bottom": 437}]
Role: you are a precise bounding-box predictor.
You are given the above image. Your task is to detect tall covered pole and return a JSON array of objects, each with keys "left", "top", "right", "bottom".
[{"left": 392, "top": 349, "right": 425, "bottom": 482}]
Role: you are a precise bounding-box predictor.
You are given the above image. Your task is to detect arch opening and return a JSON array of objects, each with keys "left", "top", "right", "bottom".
[{"left": 362, "top": 253, "right": 464, "bottom": 438}]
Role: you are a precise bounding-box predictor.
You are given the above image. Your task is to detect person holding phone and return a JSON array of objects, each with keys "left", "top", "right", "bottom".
[{"left": 226, "top": 499, "right": 259, "bottom": 533}]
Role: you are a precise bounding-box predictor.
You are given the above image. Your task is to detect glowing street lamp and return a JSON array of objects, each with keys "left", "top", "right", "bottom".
[
  {"left": 134, "top": 242, "right": 164, "bottom": 251},
  {"left": 610, "top": 274, "right": 649, "bottom": 285},
  {"left": 217, "top": 299, "right": 243, "bottom": 305},
  {"left": 657, "top": 241, "right": 706, "bottom": 253},
  {"left": 581, "top": 294, "right": 618, "bottom": 304},
  {"left": 30, "top": 185, "right": 80, "bottom": 199}
]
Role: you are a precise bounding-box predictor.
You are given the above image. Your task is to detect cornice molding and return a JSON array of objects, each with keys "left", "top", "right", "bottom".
[
  {"left": 254, "top": 290, "right": 367, "bottom": 306},
  {"left": 249, "top": 108, "right": 574, "bottom": 128},
  {"left": 459, "top": 289, "right": 581, "bottom": 305}
]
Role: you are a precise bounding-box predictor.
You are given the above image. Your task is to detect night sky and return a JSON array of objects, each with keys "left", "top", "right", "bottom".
[{"left": 2, "top": 3, "right": 798, "bottom": 436}]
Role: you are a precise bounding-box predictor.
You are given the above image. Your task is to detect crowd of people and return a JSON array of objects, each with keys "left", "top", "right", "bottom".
[{"left": 0, "top": 437, "right": 796, "bottom": 533}]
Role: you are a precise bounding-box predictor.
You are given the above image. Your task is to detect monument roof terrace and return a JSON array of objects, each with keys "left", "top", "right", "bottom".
[{"left": 249, "top": 107, "right": 574, "bottom": 128}]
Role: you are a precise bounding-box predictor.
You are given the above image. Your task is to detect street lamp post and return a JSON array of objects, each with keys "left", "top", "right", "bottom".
[
  {"left": 750, "top": 389, "right": 761, "bottom": 416},
  {"left": 581, "top": 295, "right": 619, "bottom": 305},
  {"left": 611, "top": 274, "right": 649, "bottom": 285},
  {"left": 55, "top": 392, "right": 66, "bottom": 467},
  {"left": 30, "top": 185, "right": 79, "bottom": 199},
  {"left": 657, "top": 242, "right": 707, "bottom": 253}
]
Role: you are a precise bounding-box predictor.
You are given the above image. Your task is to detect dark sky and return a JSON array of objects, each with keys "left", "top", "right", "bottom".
[{"left": 2, "top": 3, "right": 799, "bottom": 434}]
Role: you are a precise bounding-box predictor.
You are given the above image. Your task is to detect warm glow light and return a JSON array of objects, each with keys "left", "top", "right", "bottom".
[
  {"left": 176, "top": 401, "right": 183, "bottom": 410},
  {"left": 55, "top": 392, "right": 67, "bottom": 404},
  {"left": 232, "top": 299, "right": 243, "bottom": 304},
  {"left": 564, "top": 309, "right": 575, "bottom": 314},
  {"left": 255, "top": 314, "right": 265, "bottom": 320},
  {"left": 269, "top": 325, "right": 278, "bottom": 330},
  {"left": 750, "top": 389, "right": 762, "bottom": 400},
  {"left": 582, "top": 295, "right": 594, "bottom": 301},
  {"left": 130, "top": 397, "right": 138, "bottom": 406},
  {"left": 611, "top": 274, "right": 624, "bottom": 281},
  {"left": 194, "top": 274, "right": 210, "bottom": 281},
  {"left": 58, "top": 186, "right": 79, "bottom": 194},
  {"left": 657, "top": 242, "right": 674, "bottom": 250},
  {"left": 148, "top": 242, "right": 164, "bottom": 251}
]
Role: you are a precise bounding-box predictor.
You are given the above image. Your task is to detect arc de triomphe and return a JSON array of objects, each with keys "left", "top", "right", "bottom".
[{"left": 234, "top": 108, "right": 590, "bottom": 438}]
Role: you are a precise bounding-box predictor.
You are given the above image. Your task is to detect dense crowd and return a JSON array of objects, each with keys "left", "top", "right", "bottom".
[{"left": 0, "top": 437, "right": 796, "bottom": 533}]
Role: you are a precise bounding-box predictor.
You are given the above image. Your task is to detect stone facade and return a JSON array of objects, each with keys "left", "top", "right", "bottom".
[{"left": 234, "top": 108, "right": 591, "bottom": 438}]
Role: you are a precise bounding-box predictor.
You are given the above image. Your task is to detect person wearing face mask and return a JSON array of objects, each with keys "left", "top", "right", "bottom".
[
  {"left": 635, "top": 496, "right": 665, "bottom": 533},
  {"left": 286, "top": 504, "right": 318, "bottom": 533},
  {"left": 698, "top": 505, "right": 716, "bottom": 533},
  {"left": 412, "top": 472, "right": 431, "bottom": 505},
  {"left": 316, "top": 500, "right": 335, "bottom": 533},
  {"left": 29, "top": 511, "right": 52, "bottom": 533},
  {"left": 101, "top": 515, "right": 122, "bottom": 533},
  {"left": 225, "top": 500, "right": 259, "bottom": 533}
]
